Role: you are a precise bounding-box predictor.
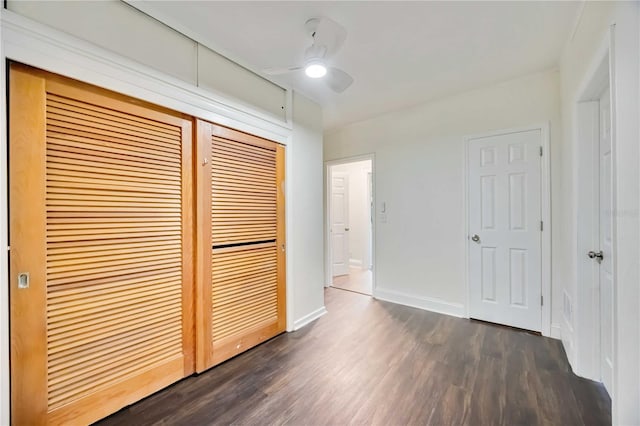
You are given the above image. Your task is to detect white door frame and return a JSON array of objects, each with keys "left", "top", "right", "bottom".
[
  {"left": 573, "top": 42, "right": 613, "bottom": 383},
  {"left": 324, "top": 154, "right": 375, "bottom": 290},
  {"left": 464, "top": 123, "right": 551, "bottom": 337}
]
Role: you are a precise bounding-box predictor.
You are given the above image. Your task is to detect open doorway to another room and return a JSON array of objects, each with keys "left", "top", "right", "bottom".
[{"left": 327, "top": 158, "right": 374, "bottom": 296}]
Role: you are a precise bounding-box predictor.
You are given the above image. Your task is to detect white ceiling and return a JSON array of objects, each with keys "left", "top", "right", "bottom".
[{"left": 130, "top": 1, "right": 581, "bottom": 131}]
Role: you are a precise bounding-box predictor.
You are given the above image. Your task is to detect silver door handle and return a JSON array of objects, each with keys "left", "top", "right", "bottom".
[
  {"left": 471, "top": 234, "right": 480, "bottom": 243},
  {"left": 345, "top": 227, "right": 350, "bottom": 231},
  {"left": 588, "top": 250, "right": 603, "bottom": 263},
  {"left": 17, "top": 272, "right": 29, "bottom": 289}
]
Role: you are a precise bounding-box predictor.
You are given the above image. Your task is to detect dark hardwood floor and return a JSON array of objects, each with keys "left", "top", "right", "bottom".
[{"left": 97, "top": 288, "right": 610, "bottom": 426}]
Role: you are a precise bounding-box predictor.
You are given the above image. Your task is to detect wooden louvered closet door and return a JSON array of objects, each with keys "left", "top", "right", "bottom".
[
  {"left": 196, "top": 120, "right": 286, "bottom": 371},
  {"left": 9, "top": 63, "right": 194, "bottom": 425}
]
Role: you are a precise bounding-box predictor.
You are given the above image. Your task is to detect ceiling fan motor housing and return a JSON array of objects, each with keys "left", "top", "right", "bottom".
[{"left": 304, "top": 44, "right": 327, "bottom": 62}]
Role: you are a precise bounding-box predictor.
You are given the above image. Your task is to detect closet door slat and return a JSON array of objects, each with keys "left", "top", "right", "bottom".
[
  {"left": 44, "top": 90, "right": 190, "bottom": 413},
  {"left": 9, "top": 63, "right": 194, "bottom": 426},
  {"left": 211, "top": 137, "right": 277, "bottom": 246},
  {"left": 196, "top": 121, "right": 286, "bottom": 372}
]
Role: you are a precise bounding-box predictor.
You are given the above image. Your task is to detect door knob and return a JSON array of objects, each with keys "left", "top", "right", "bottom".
[
  {"left": 588, "top": 250, "right": 604, "bottom": 263},
  {"left": 471, "top": 234, "right": 480, "bottom": 243},
  {"left": 345, "top": 227, "right": 350, "bottom": 231}
]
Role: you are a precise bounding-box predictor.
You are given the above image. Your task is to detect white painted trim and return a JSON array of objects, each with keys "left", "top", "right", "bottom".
[
  {"left": 324, "top": 164, "right": 333, "bottom": 288},
  {"left": 574, "top": 100, "right": 602, "bottom": 381},
  {"left": 1, "top": 10, "right": 292, "bottom": 138},
  {"left": 324, "top": 154, "right": 376, "bottom": 293},
  {"left": 551, "top": 324, "right": 562, "bottom": 340},
  {"left": 562, "top": 316, "right": 576, "bottom": 366},
  {"left": 0, "top": 9, "right": 299, "bottom": 419},
  {"left": 571, "top": 34, "right": 612, "bottom": 382},
  {"left": 463, "top": 133, "right": 470, "bottom": 319},
  {"left": 374, "top": 287, "right": 465, "bottom": 318},
  {"left": 293, "top": 306, "right": 328, "bottom": 331},
  {"left": 464, "top": 123, "right": 552, "bottom": 337},
  {"left": 637, "top": 6, "right": 640, "bottom": 414},
  {"left": 123, "top": 1, "right": 295, "bottom": 95},
  {"left": 349, "top": 259, "right": 363, "bottom": 268},
  {"left": 284, "top": 134, "right": 294, "bottom": 332},
  {"left": 607, "top": 23, "right": 619, "bottom": 414},
  {"left": 0, "top": 13, "right": 9, "bottom": 426},
  {"left": 540, "top": 123, "right": 552, "bottom": 338}
]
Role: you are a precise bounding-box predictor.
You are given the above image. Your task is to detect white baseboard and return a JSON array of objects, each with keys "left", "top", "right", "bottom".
[
  {"left": 373, "top": 287, "right": 465, "bottom": 318},
  {"left": 561, "top": 321, "right": 576, "bottom": 371},
  {"left": 550, "top": 323, "right": 562, "bottom": 340},
  {"left": 349, "top": 259, "right": 362, "bottom": 268},
  {"left": 292, "top": 306, "right": 327, "bottom": 331}
]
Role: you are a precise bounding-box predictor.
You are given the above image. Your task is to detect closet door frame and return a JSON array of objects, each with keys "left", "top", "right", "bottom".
[
  {"left": 1, "top": 16, "right": 295, "bottom": 425},
  {"left": 9, "top": 63, "right": 195, "bottom": 425},
  {"left": 195, "top": 119, "right": 286, "bottom": 372}
]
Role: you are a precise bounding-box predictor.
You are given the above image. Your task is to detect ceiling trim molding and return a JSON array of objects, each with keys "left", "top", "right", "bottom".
[{"left": 123, "top": 0, "right": 293, "bottom": 92}]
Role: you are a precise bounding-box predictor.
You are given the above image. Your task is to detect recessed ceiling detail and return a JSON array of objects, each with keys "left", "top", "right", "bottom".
[{"left": 127, "top": 1, "right": 581, "bottom": 131}]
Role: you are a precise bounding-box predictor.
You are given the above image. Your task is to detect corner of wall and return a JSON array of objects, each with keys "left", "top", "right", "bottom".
[{"left": 290, "top": 90, "right": 325, "bottom": 328}]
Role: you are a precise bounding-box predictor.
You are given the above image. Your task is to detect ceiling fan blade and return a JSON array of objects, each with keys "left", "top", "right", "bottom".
[
  {"left": 263, "top": 66, "right": 303, "bottom": 76},
  {"left": 308, "top": 17, "right": 347, "bottom": 58},
  {"left": 325, "top": 67, "right": 353, "bottom": 93}
]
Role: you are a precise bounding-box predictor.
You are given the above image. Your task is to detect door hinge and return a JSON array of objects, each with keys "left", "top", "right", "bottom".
[
  {"left": 539, "top": 146, "right": 543, "bottom": 157},
  {"left": 541, "top": 295, "right": 544, "bottom": 306},
  {"left": 540, "top": 221, "right": 543, "bottom": 231}
]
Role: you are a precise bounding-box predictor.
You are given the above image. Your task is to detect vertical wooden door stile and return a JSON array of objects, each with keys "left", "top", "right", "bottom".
[
  {"left": 9, "top": 63, "right": 194, "bottom": 425},
  {"left": 196, "top": 120, "right": 286, "bottom": 371}
]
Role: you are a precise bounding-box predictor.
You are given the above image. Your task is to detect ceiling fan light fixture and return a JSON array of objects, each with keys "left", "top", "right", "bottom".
[{"left": 305, "top": 61, "right": 327, "bottom": 78}]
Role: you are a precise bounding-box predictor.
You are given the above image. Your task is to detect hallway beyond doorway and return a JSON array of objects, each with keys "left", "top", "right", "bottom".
[{"left": 332, "top": 267, "right": 372, "bottom": 295}]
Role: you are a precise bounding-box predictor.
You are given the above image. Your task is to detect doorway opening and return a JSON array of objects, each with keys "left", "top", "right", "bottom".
[
  {"left": 574, "top": 49, "right": 614, "bottom": 395},
  {"left": 326, "top": 157, "right": 374, "bottom": 296}
]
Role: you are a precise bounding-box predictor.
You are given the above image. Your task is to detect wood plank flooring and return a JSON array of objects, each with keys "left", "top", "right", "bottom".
[
  {"left": 332, "top": 267, "right": 373, "bottom": 295},
  {"left": 97, "top": 288, "right": 610, "bottom": 425}
]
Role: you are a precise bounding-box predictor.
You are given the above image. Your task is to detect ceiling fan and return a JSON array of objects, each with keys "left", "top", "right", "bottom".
[{"left": 263, "top": 17, "right": 354, "bottom": 93}]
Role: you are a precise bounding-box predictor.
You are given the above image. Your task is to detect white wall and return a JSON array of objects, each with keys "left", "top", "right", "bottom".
[
  {"left": 325, "top": 70, "right": 561, "bottom": 322},
  {"left": 558, "top": 2, "right": 639, "bottom": 424},
  {"left": 0, "top": 3, "right": 325, "bottom": 424},
  {"left": 332, "top": 160, "right": 372, "bottom": 269},
  {"left": 3, "top": 0, "right": 324, "bottom": 330},
  {"left": 6, "top": 0, "right": 287, "bottom": 121},
  {"left": 291, "top": 92, "right": 326, "bottom": 327}
]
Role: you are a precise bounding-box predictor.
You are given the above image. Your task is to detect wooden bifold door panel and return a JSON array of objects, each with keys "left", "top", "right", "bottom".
[
  {"left": 9, "top": 63, "right": 287, "bottom": 425},
  {"left": 196, "top": 121, "right": 286, "bottom": 371},
  {"left": 9, "top": 64, "right": 195, "bottom": 425}
]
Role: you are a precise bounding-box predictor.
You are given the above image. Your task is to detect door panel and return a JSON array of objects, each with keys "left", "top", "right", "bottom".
[
  {"left": 331, "top": 172, "right": 349, "bottom": 276},
  {"left": 9, "top": 64, "right": 194, "bottom": 425},
  {"left": 196, "top": 121, "right": 286, "bottom": 372},
  {"left": 599, "top": 87, "right": 613, "bottom": 393},
  {"left": 210, "top": 243, "right": 281, "bottom": 366},
  {"left": 481, "top": 247, "right": 497, "bottom": 301},
  {"left": 468, "top": 129, "right": 542, "bottom": 331}
]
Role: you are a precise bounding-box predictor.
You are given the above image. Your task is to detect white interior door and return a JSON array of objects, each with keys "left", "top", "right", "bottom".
[
  {"left": 367, "top": 171, "right": 373, "bottom": 270},
  {"left": 468, "top": 129, "right": 542, "bottom": 331},
  {"left": 331, "top": 171, "right": 349, "bottom": 276},
  {"left": 598, "top": 87, "right": 614, "bottom": 394}
]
